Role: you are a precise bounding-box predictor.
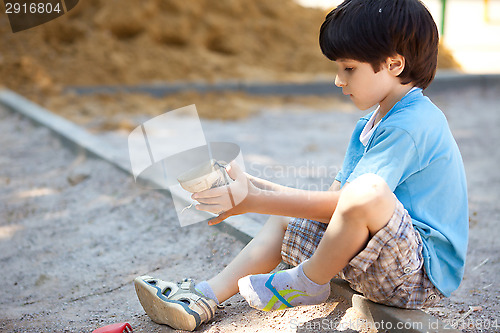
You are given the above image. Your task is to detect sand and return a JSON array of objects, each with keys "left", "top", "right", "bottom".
[
  {"left": 1, "top": 81, "right": 499, "bottom": 332},
  {"left": 0, "top": 104, "right": 374, "bottom": 333}
]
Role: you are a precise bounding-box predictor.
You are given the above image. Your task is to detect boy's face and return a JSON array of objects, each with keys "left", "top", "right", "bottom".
[{"left": 334, "top": 59, "right": 400, "bottom": 111}]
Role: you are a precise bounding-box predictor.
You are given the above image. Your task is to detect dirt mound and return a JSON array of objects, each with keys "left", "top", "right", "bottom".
[
  {"left": 0, "top": 0, "right": 459, "bottom": 99},
  {"left": 0, "top": 0, "right": 328, "bottom": 94}
]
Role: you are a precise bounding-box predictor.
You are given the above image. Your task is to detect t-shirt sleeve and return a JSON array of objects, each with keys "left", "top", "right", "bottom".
[
  {"left": 347, "top": 127, "right": 421, "bottom": 191},
  {"left": 335, "top": 169, "right": 343, "bottom": 183}
]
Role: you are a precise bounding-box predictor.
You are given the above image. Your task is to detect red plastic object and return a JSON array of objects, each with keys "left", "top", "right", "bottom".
[{"left": 92, "top": 322, "right": 133, "bottom": 333}]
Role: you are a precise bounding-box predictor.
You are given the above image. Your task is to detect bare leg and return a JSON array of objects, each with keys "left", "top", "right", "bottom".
[
  {"left": 303, "top": 173, "right": 396, "bottom": 284},
  {"left": 208, "top": 215, "right": 289, "bottom": 303}
]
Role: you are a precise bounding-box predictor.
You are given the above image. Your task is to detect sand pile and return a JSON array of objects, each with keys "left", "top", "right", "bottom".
[
  {"left": 0, "top": 0, "right": 331, "bottom": 95},
  {"left": 0, "top": 0, "right": 460, "bottom": 125},
  {"left": 1, "top": 0, "right": 459, "bottom": 99}
]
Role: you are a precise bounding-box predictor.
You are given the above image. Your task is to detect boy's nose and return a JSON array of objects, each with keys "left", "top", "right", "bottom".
[{"left": 334, "top": 75, "right": 346, "bottom": 87}]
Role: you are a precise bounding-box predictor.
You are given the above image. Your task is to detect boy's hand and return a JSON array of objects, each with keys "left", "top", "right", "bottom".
[{"left": 191, "top": 162, "right": 257, "bottom": 226}]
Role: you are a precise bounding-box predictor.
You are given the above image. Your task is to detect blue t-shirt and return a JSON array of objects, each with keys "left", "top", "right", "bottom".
[{"left": 335, "top": 88, "right": 468, "bottom": 297}]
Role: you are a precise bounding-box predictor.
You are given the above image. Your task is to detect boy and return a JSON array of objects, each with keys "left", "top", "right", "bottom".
[{"left": 134, "top": 0, "right": 468, "bottom": 330}]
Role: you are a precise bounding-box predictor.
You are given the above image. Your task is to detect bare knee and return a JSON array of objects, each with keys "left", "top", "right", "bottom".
[
  {"left": 337, "top": 174, "right": 395, "bottom": 234},
  {"left": 341, "top": 174, "right": 392, "bottom": 207}
]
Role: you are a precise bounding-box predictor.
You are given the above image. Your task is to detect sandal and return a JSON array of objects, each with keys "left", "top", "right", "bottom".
[{"left": 134, "top": 276, "right": 218, "bottom": 331}]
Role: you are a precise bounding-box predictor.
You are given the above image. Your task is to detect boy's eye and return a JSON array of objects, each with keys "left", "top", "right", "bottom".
[{"left": 344, "top": 67, "right": 354, "bottom": 72}]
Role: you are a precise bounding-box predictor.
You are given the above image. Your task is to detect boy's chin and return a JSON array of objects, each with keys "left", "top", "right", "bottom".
[
  {"left": 356, "top": 103, "right": 377, "bottom": 111},
  {"left": 351, "top": 98, "right": 376, "bottom": 111}
]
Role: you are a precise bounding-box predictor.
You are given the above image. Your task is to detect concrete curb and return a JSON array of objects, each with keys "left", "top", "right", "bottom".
[
  {"left": 330, "top": 280, "right": 460, "bottom": 332},
  {"left": 0, "top": 89, "right": 262, "bottom": 243},
  {"left": 0, "top": 89, "right": 459, "bottom": 333},
  {"left": 426, "top": 71, "right": 500, "bottom": 94},
  {"left": 66, "top": 72, "right": 500, "bottom": 97}
]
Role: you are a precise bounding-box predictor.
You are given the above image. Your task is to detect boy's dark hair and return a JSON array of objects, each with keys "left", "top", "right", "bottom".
[{"left": 319, "top": 0, "right": 439, "bottom": 89}]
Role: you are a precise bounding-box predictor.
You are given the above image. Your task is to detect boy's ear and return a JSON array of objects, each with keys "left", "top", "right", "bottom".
[{"left": 386, "top": 54, "right": 405, "bottom": 77}]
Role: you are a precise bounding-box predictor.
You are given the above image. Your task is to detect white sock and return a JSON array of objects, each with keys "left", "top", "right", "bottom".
[
  {"left": 195, "top": 281, "right": 220, "bottom": 305},
  {"left": 237, "top": 262, "right": 330, "bottom": 311}
]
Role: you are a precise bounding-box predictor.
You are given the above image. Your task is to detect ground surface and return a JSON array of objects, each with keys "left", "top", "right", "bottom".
[
  {"left": 0, "top": 105, "right": 371, "bottom": 333},
  {"left": 1, "top": 81, "right": 499, "bottom": 332}
]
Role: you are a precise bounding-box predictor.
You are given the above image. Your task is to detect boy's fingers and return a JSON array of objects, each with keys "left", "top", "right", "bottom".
[
  {"left": 225, "top": 161, "right": 242, "bottom": 181},
  {"left": 226, "top": 161, "right": 247, "bottom": 180},
  {"left": 194, "top": 195, "right": 223, "bottom": 205},
  {"left": 195, "top": 203, "right": 223, "bottom": 214},
  {"left": 208, "top": 211, "right": 232, "bottom": 226},
  {"left": 192, "top": 186, "right": 225, "bottom": 200}
]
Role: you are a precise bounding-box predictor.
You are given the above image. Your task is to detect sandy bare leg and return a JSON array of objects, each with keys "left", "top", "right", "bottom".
[
  {"left": 207, "top": 215, "right": 289, "bottom": 303},
  {"left": 303, "top": 173, "right": 396, "bottom": 284}
]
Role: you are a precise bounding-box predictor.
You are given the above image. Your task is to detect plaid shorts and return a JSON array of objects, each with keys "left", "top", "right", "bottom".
[{"left": 281, "top": 198, "right": 444, "bottom": 309}]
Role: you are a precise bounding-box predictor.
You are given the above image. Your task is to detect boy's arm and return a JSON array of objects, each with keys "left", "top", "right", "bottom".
[
  {"left": 248, "top": 170, "right": 341, "bottom": 193},
  {"left": 243, "top": 175, "right": 343, "bottom": 223},
  {"left": 245, "top": 186, "right": 342, "bottom": 223},
  {"left": 246, "top": 173, "right": 301, "bottom": 193},
  {"left": 193, "top": 163, "right": 343, "bottom": 225},
  {"left": 329, "top": 180, "right": 341, "bottom": 191}
]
